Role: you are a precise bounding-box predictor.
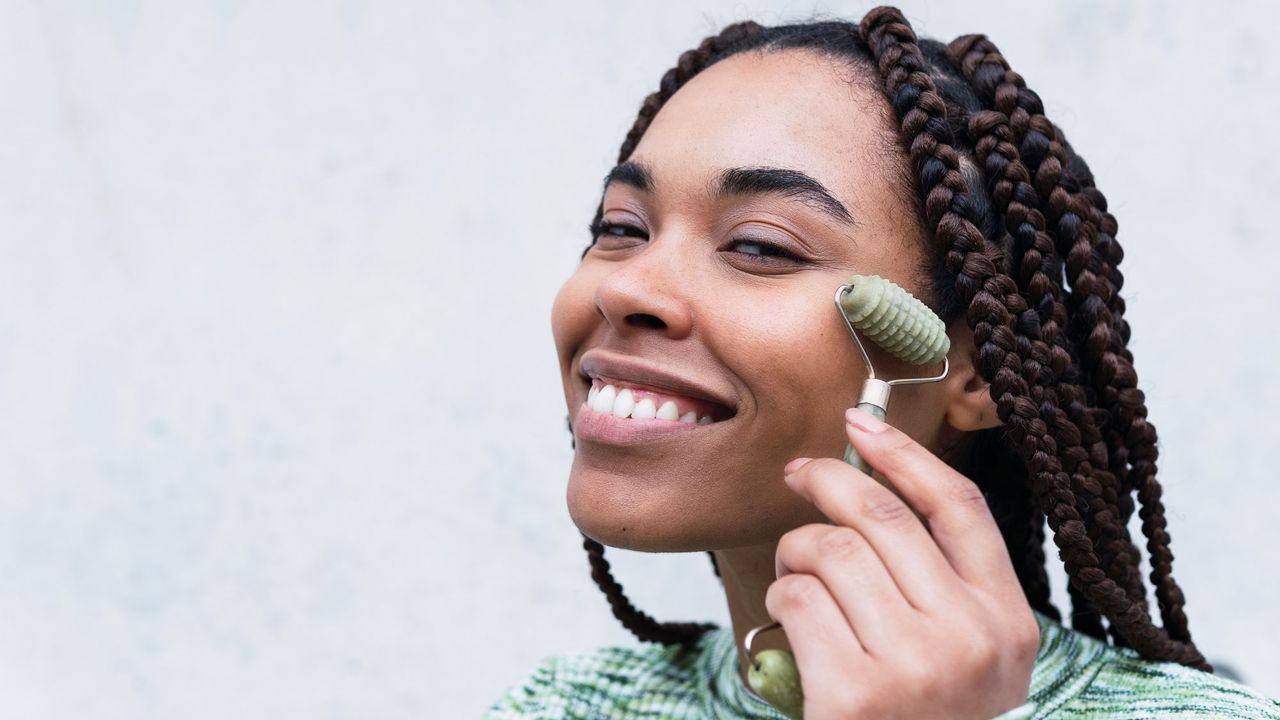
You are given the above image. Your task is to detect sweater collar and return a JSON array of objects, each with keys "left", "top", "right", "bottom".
[{"left": 693, "top": 608, "right": 1113, "bottom": 718}]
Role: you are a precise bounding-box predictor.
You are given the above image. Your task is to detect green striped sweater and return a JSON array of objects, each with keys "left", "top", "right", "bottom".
[{"left": 485, "top": 608, "right": 1280, "bottom": 718}]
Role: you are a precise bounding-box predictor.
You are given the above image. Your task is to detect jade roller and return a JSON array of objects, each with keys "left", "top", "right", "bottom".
[
  {"left": 742, "top": 274, "right": 952, "bottom": 719},
  {"left": 833, "top": 273, "right": 951, "bottom": 471}
]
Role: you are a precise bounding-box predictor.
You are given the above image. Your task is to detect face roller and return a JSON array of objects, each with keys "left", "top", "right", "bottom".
[
  {"left": 832, "top": 274, "right": 952, "bottom": 471},
  {"left": 741, "top": 274, "right": 952, "bottom": 719}
]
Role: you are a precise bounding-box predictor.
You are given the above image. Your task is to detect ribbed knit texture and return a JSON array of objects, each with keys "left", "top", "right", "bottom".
[{"left": 484, "top": 608, "right": 1280, "bottom": 719}]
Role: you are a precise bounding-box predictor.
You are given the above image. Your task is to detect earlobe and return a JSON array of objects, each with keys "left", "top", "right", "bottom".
[
  {"left": 946, "top": 375, "right": 1002, "bottom": 431},
  {"left": 942, "top": 325, "right": 1003, "bottom": 432},
  {"left": 949, "top": 387, "right": 1001, "bottom": 431}
]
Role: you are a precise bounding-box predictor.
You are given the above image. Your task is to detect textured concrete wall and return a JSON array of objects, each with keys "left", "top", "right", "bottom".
[{"left": 1, "top": 1, "right": 1276, "bottom": 717}]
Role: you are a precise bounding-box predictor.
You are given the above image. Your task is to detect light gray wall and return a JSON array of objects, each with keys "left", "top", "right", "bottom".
[{"left": 1, "top": 1, "right": 1275, "bottom": 717}]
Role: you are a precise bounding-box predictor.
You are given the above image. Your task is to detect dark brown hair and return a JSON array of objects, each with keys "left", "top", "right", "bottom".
[{"left": 574, "top": 6, "right": 1210, "bottom": 671}]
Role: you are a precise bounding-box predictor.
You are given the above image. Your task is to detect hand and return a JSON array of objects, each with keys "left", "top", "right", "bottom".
[{"left": 765, "top": 406, "right": 1039, "bottom": 720}]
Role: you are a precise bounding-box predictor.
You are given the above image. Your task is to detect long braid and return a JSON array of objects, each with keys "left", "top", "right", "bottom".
[
  {"left": 855, "top": 9, "right": 1102, "bottom": 640},
  {"left": 856, "top": 10, "right": 1116, "bottom": 644},
  {"left": 947, "top": 34, "right": 1193, "bottom": 647},
  {"left": 582, "top": 533, "right": 717, "bottom": 648},
  {"left": 1072, "top": 148, "right": 1187, "bottom": 646},
  {"left": 945, "top": 33, "right": 1148, "bottom": 642},
  {"left": 952, "top": 81, "right": 1141, "bottom": 627},
  {"left": 931, "top": 37, "right": 1147, "bottom": 637},
  {"left": 857, "top": 7, "right": 1206, "bottom": 667}
]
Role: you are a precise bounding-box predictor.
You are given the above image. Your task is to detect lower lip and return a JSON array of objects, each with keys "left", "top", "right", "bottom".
[{"left": 573, "top": 402, "right": 723, "bottom": 446}]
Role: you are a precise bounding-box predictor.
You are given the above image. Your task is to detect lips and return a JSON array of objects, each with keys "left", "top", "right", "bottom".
[{"left": 578, "top": 349, "right": 737, "bottom": 421}]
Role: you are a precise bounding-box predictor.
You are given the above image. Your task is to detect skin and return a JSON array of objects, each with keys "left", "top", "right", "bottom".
[{"left": 551, "top": 47, "right": 1038, "bottom": 717}]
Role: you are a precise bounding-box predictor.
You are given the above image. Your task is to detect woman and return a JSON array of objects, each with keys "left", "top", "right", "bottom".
[{"left": 486, "top": 7, "right": 1280, "bottom": 719}]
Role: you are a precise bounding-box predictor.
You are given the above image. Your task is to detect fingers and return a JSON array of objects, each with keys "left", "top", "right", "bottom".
[
  {"left": 842, "top": 407, "right": 1021, "bottom": 594},
  {"left": 775, "top": 523, "right": 915, "bottom": 652},
  {"left": 764, "top": 572, "right": 867, "bottom": 695},
  {"left": 783, "top": 456, "right": 962, "bottom": 611}
]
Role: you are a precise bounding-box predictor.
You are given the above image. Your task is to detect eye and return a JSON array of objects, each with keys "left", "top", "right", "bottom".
[
  {"left": 585, "top": 221, "right": 806, "bottom": 265},
  {"left": 727, "top": 237, "right": 804, "bottom": 264},
  {"left": 596, "top": 221, "right": 646, "bottom": 238},
  {"left": 588, "top": 220, "right": 647, "bottom": 246}
]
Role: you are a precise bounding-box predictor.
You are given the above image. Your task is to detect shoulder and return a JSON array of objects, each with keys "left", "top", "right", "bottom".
[
  {"left": 1064, "top": 646, "right": 1280, "bottom": 719},
  {"left": 1025, "top": 610, "right": 1280, "bottom": 719},
  {"left": 482, "top": 637, "right": 711, "bottom": 720}
]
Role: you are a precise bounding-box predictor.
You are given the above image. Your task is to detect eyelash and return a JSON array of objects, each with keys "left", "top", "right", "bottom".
[{"left": 588, "top": 220, "right": 804, "bottom": 263}]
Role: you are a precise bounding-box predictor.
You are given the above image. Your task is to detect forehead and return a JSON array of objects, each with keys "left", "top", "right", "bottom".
[{"left": 628, "top": 48, "right": 897, "bottom": 219}]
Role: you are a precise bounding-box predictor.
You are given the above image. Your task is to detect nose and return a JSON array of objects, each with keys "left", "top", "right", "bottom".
[{"left": 593, "top": 236, "right": 694, "bottom": 339}]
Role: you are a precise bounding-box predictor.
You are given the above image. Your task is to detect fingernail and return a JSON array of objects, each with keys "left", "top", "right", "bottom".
[
  {"left": 783, "top": 457, "right": 813, "bottom": 475},
  {"left": 846, "top": 407, "right": 887, "bottom": 433}
]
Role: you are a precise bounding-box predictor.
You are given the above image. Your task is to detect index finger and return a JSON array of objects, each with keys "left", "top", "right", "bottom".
[{"left": 844, "top": 407, "right": 1019, "bottom": 593}]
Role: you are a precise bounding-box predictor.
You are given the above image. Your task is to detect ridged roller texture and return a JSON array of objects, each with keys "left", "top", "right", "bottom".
[{"left": 838, "top": 274, "right": 950, "bottom": 365}]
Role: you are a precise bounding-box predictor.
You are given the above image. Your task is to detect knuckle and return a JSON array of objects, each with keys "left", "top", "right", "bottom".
[
  {"left": 767, "top": 573, "right": 824, "bottom": 613},
  {"left": 892, "top": 656, "right": 933, "bottom": 689},
  {"left": 830, "top": 685, "right": 867, "bottom": 714},
  {"left": 859, "top": 492, "right": 913, "bottom": 523},
  {"left": 778, "top": 523, "right": 825, "bottom": 559},
  {"left": 945, "top": 478, "right": 990, "bottom": 510},
  {"left": 872, "top": 430, "right": 917, "bottom": 476},
  {"left": 964, "top": 637, "right": 998, "bottom": 669},
  {"left": 776, "top": 528, "right": 800, "bottom": 559},
  {"left": 816, "top": 526, "right": 869, "bottom": 560},
  {"left": 1016, "top": 616, "right": 1041, "bottom": 662},
  {"left": 882, "top": 429, "right": 916, "bottom": 456}
]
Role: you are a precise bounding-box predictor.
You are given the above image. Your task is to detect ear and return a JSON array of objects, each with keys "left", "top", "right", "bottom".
[{"left": 940, "top": 320, "right": 1001, "bottom": 432}]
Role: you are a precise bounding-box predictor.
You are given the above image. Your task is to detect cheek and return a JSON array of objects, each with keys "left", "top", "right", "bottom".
[
  {"left": 717, "top": 283, "right": 864, "bottom": 445},
  {"left": 734, "top": 290, "right": 858, "bottom": 397},
  {"left": 550, "top": 267, "right": 598, "bottom": 359}
]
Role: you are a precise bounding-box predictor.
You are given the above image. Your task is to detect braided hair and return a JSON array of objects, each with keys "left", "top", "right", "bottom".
[{"left": 573, "top": 6, "right": 1210, "bottom": 671}]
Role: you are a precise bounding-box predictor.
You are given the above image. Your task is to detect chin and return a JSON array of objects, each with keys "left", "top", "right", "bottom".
[{"left": 565, "top": 462, "right": 716, "bottom": 553}]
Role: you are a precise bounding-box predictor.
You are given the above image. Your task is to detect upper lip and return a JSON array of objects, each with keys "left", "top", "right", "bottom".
[{"left": 578, "top": 349, "right": 737, "bottom": 417}]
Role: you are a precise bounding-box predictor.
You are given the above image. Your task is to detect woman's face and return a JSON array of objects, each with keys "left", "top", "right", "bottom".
[{"left": 551, "top": 48, "right": 958, "bottom": 552}]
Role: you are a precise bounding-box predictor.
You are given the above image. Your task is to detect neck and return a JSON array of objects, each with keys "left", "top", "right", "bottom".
[{"left": 713, "top": 543, "right": 795, "bottom": 691}]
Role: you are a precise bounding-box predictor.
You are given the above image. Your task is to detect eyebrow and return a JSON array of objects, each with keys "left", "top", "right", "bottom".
[{"left": 601, "top": 159, "right": 858, "bottom": 228}]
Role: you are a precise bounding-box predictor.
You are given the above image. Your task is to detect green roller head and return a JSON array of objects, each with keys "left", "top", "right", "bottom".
[{"left": 838, "top": 274, "right": 949, "bottom": 365}]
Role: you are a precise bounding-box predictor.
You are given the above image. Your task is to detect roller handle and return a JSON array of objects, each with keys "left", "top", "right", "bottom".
[{"left": 841, "top": 401, "right": 884, "bottom": 475}]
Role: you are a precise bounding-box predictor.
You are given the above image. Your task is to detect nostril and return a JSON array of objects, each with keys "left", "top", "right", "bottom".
[{"left": 626, "top": 313, "right": 666, "bottom": 330}]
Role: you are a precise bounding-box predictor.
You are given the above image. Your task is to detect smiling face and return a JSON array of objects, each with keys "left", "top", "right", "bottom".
[{"left": 551, "top": 48, "right": 960, "bottom": 552}]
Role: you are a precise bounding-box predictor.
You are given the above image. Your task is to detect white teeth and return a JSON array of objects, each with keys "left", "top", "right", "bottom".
[
  {"left": 587, "top": 381, "right": 718, "bottom": 424},
  {"left": 592, "top": 384, "right": 617, "bottom": 414},
  {"left": 632, "top": 398, "right": 657, "bottom": 419},
  {"left": 611, "top": 388, "right": 636, "bottom": 418}
]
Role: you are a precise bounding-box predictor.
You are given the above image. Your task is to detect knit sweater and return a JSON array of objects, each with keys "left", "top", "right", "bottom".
[{"left": 484, "top": 608, "right": 1280, "bottom": 719}]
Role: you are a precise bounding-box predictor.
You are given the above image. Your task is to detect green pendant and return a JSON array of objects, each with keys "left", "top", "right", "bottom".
[{"left": 747, "top": 648, "right": 805, "bottom": 719}]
